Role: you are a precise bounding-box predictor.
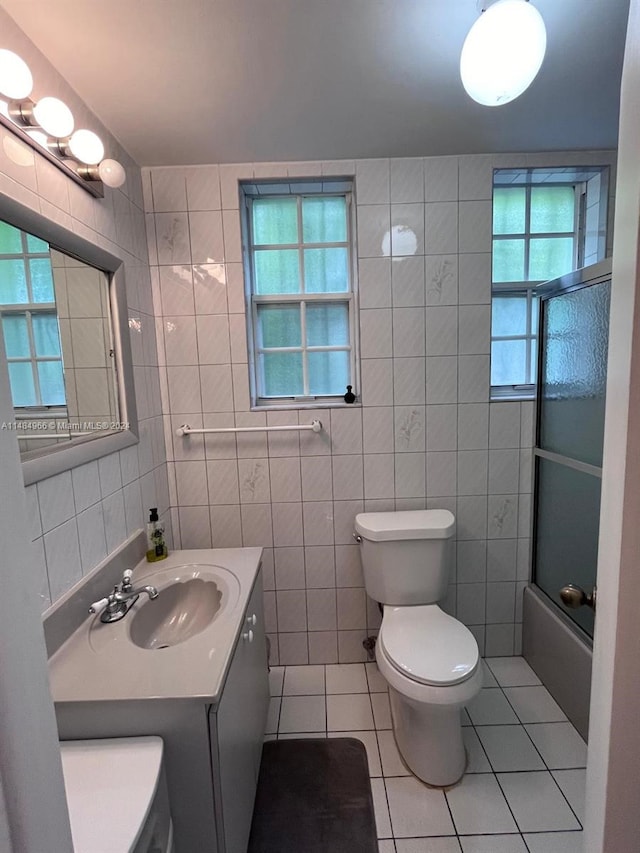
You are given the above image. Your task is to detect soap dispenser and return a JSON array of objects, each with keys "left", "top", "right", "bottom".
[{"left": 146, "top": 508, "right": 168, "bottom": 562}]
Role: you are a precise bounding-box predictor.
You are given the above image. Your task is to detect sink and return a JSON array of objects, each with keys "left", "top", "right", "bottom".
[
  {"left": 130, "top": 577, "right": 223, "bottom": 650},
  {"left": 87, "top": 563, "right": 242, "bottom": 656}
]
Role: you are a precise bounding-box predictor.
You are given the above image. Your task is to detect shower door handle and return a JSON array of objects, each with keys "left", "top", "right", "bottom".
[{"left": 559, "top": 583, "right": 597, "bottom": 612}]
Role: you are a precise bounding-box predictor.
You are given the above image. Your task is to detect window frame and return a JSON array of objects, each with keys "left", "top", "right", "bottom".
[
  {"left": 0, "top": 228, "right": 65, "bottom": 408},
  {"left": 242, "top": 185, "right": 359, "bottom": 409},
  {"left": 491, "top": 180, "right": 582, "bottom": 400},
  {"left": 491, "top": 288, "right": 540, "bottom": 399}
]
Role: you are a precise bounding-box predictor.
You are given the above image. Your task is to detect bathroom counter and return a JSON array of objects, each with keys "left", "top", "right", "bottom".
[
  {"left": 48, "top": 547, "right": 263, "bottom": 705},
  {"left": 50, "top": 544, "right": 270, "bottom": 852}
]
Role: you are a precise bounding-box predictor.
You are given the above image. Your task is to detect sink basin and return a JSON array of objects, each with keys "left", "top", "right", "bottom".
[
  {"left": 129, "top": 577, "right": 222, "bottom": 650},
  {"left": 87, "top": 562, "right": 242, "bottom": 658}
]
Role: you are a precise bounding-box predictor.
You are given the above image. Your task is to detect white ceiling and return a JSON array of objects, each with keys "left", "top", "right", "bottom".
[{"left": 0, "top": 0, "right": 630, "bottom": 166}]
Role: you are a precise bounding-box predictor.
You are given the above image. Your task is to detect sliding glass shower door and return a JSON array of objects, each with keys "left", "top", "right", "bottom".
[{"left": 532, "top": 260, "right": 611, "bottom": 639}]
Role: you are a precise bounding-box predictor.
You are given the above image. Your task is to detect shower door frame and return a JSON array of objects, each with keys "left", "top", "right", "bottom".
[{"left": 524, "top": 257, "right": 612, "bottom": 739}]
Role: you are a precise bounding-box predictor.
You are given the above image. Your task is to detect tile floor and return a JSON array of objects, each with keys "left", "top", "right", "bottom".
[{"left": 265, "top": 656, "right": 586, "bottom": 853}]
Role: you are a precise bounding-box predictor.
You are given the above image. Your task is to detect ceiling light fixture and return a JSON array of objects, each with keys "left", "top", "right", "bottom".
[
  {"left": 0, "top": 47, "right": 126, "bottom": 195},
  {"left": 460, "top": 0, "right": 547, "bottom": 107}
]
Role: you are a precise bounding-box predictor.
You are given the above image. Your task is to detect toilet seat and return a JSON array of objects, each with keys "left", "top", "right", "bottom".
[
  {"left": 60, "top": 736, "right": 170, "bottom": 853},
  {"left": 379, "top": 605, "right": 479, "bottom": 687}
]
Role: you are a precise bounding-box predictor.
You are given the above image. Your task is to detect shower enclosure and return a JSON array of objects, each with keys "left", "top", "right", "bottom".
[{"left": 523, "top": 259, "right": 611, "bottom": 740}]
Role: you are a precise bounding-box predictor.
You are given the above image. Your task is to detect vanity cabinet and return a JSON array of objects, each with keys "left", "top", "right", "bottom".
[
  {"left": 50, "top": 548, "right": 269, "bottom": 853},
  {"left": 210, "top": 572, "right": 269, "bottom": 853}
]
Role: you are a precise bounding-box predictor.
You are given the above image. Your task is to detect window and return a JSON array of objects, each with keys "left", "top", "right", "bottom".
[
  {"left": 0, "top": 222, "right": 65, "bottom": 407},
  {"left": 491, "top": 167, "right": 609, "bottom": 397},
  {"left": 242, "top": 181, "right": 356, "bottom": 406}
]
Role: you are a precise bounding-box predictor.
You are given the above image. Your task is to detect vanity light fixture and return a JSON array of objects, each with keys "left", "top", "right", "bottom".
[
  {"left": 460, "top": 0, "right": 547, "bottom": 107},
  {"left": 0, "top": 48, "right": 126, "bottom": 195}
]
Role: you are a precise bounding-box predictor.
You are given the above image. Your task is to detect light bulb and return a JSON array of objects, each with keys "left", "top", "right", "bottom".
[
  {"left": 68, "top": 128, "right": 104, "bottom": 165},
  {"left": 0, "top": 49, "right": 33, "bottom": 100},
  {"left": 460, "top": 0, "right": 547, "bottom": 107},
  {"left": 32, "top": 97, "right": 74, "bottom": 137},
  {"left": 98, "top": 158, "right": 126, "bottom": 188}
]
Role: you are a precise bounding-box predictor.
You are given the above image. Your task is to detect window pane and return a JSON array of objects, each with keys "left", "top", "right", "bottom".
[
  {"left": 252, "top": 198, "right": 298, "bottom": 245},
  {"left": 530, "top": 186, "right": 575, "bottom": 234},
  {"left": 529, "top": 237, "right": 574, "bottom": 281},
  {"left": 37, "top": 361, "right": 66, "bottom": 405},
  {"left": 306, "top": 303, "right": 349, "bottom": 347},
  {"left": 26, "top": 234, "right": 49, "bottom": 254},
  {"left": 0, "top": 259, "right": 28, "bottom": 303},
  {"left": 2, "top": 315, "right": 30, "bottom": 357},
  {"left": 32, "top": 313, "right": 61, "bottom": 357},
  {"left": 256, "top": 304, "right": 301, "bottom": 348},
  {"left": 0, "top": 221, "right": 23, "bottom": 254},
  {"left": 492, "top": 294, "right": 528, "bottom": 337},
  {"left": 8, "top": 361, "right": 36, "bottom": 406},
  {"left": 492, "top": 239, "right": 525, "bottom": 282},
  {"left": 304, "top": 248, "right": 349, "bottom": 293},
  {"left": 532, "top": 295, "right": 540, "bottom": 334},
  {"left": 493, "top": 187, "right": 526, "bottom": 235},
  {"left": 491, "top": 339, "right": 527, "bottom": 386},
  {"left": 261, "top": 352, "right": 303, "bottom": 397},
  {"left": 308, "top": 350, "right": 350, "bottom": 396},
  {"left": 254, "top": 249, "right": 300, "bottom": 295},
  {"left": 29, "top": 259, "right": 55, "bottom": 302},
  {"left": 302, "top": 197, "right": 347, "bottom": 243}
]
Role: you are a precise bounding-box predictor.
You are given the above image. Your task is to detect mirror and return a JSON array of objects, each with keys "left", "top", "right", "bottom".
[
  {"left": 0, "top": 195, "right": 138, "bottom": 486},
  {"left": 0, "top": 221, "right": 121, "bottom": 454}
]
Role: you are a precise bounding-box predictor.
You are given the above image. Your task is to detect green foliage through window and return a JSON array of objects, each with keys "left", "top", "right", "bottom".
[
  {"left": 491, "top": 182, "right": 578, "bottom": 390},
  {"left": 0, "top": 224, "right": 64, "bottom": 407},
  {"left": 246, "top": 189, "right": 353, "bottom": 402}
]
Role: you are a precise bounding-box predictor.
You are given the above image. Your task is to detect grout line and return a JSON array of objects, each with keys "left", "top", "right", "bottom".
[
  {"left": 441, "top": 783, "right": 460, "bottom": 841},
  {"left": 491, "top": 764, "right": 528, "bottom": 838},
  {"left": 544, "top": 770, "right": 585, "bottom": 831}
]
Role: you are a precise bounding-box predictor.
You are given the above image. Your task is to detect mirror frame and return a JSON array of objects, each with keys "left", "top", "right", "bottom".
[{"left": 0, "top": 192, "right": 139, "bottom": 486}]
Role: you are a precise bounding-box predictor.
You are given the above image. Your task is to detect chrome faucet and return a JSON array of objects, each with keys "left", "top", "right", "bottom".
[{"left": 89, "top": 569, "right": 159, "bottom": 623}]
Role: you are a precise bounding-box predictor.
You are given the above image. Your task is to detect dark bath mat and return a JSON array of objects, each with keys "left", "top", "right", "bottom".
[{"left": 248, "top": 737, "right": 378, "bottom": 853}]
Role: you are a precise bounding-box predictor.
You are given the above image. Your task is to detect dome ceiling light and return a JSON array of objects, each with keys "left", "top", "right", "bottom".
[{"left": 460, "top": 0, "right": 547, "bottom": 107}]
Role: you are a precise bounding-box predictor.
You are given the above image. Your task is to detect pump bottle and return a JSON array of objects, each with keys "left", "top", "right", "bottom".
[{"left": 146, "top": 507, "right": 168, "bottom": 562}]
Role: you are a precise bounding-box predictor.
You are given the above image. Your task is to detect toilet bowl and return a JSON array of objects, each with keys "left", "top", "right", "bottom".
[
  {"left": 376, "top": 604, "right": 483, "bottom": 786},
  {"left": 354, "top": 509, "right": 482, "bottom": 787}
]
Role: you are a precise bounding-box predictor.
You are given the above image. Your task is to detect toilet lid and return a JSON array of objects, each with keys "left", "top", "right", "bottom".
[
  {"left": 59, "top": 736, "right": 163, "bottom": 853},
  {"left": 380, "top": 605, "right": 479, "bottom": 686}
]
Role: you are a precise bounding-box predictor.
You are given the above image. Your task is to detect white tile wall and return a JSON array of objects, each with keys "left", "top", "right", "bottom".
[
  {"left": 0, "top": 112, "right": 170, "bottom": 612},
  {"left": 147, "top": 151, "right": 616, "bottom": 663}
]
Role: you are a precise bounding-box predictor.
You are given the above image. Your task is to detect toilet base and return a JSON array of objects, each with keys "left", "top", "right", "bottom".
[
  {"left": 376, "top": 632, "right": 483, "bottom": 788},
  {"left": 388, "top": 685, "right": 467, "bottom": 787}
]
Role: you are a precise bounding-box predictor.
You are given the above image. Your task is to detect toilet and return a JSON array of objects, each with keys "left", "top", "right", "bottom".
[
  {"left": 354, "top": 509, "right": 482, "bottom": 787},
  {"left": 60, "top": 736, "right": 173, "bottom": 853}
]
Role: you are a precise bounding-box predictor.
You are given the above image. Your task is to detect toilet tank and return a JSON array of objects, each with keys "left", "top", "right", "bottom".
[{"left": 354, "top": 510, "right": 455, "bottom": 606}]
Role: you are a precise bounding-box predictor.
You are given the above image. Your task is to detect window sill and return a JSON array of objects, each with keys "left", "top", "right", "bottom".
[
  {"left": 251, "top": 400, "right": 361, "bottom": 412},
  {"left": 490, "top": 391, "right": 536, "bottom": 402}
]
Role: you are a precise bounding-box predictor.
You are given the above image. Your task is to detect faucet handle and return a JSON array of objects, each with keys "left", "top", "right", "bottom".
[
  {"left": 88, "top": 597, "right": 109, "bottom": 615},
  {"left": 121, "top": 569, "right": 133, "bottom": 589}
]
